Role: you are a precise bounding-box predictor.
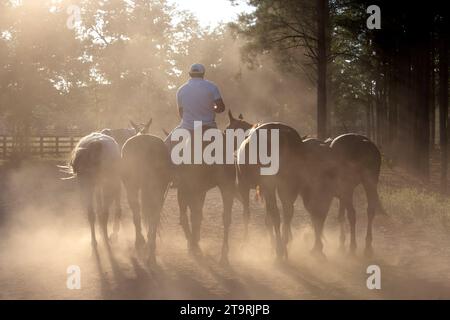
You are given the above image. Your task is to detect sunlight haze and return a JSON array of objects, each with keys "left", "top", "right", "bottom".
[{"left": 170, "top": 0, "right": 253, "bottom": 27}]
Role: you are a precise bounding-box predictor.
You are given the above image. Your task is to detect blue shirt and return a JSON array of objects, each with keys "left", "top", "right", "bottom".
[{"left": 176, "top": 78, "right": 222, "bottom": 130}]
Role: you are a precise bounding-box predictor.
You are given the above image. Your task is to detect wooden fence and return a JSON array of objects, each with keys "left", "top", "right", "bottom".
[{"left": 0, "top": 136, "right": 82, "bottom": 159}]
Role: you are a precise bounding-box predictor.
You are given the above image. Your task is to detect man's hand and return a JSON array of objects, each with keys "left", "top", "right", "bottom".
[{"left": 214, "top": 98, "right": 225, "bottom": 113}]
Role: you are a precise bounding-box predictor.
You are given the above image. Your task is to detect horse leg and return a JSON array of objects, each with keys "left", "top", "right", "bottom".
[
  {"left": 278, "top": 184, "right": 297, "bottom": 260},
  {"left": 80, "top": 178, "right": 96, "bottom": 248},
  {"left": 305, "top": 187, "right": 333, "bottom": 259},
  {"left": 189, "top": 192, "right": 206, "bottom": 257},
  {"left": 343, "top": 191, "right": 357, "bottom": 254},
  {"left": 144, "top": 186, "right": 164, "bottom": 266},
  {"left": 265, "top": 211, "right": 275, "bottom": 250},
  {"left": 125, "top": 183, "right": 145, "bottom": 249},
  {"left": 219, "top": 185, "right": 234, "bottom": 265},
  {"left": 238, "top": 182, "right": 250, "bottom": 241},
  {"left": 310, "top": 210, "right": 327, "bottom": 259},
  {"left": 177, "top": 188, "right": 191, "bottom": 247},
  {"left": 110, "top": 182, "right": 122, "bottom": 242},
  {"left": 264, "top": 187, "right": 283, "bottom": 260},
  {"left": 338, "top": 198, "right": 346, "bottom": 252},
  {"left": 363, "top": 177, "right": 378, "bottom": 257},
  {"left": 95, "top": 186, "right": 103, "bottom": 218},
  {"left": 100, "top": 182, "right": 115, "bottom": 245}
]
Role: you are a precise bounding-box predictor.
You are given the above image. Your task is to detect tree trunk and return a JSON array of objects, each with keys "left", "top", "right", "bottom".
[
  {"left": 316, "top": 0, "right": 328, "bottom": 139},
  {"left": 410, "top": 8, "right": 431, "bottom": 179},
  {"left": 439, "top": 14, "right": 449, "bottom": 193},
  {"left": 430, "top": 36, "right": 436, "bottom": 147}
]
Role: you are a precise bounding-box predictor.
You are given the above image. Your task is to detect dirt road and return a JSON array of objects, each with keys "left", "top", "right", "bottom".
[{"left": 0, "top": 161, "right": 450, "bottom": 299}]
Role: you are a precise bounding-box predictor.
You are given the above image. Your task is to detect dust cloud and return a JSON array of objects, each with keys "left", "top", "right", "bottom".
[{"left": 1, "top": 160, "right": 450, "bottom": 299}]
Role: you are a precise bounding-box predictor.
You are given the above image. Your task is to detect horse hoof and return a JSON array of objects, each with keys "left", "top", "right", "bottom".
[
  {"left": 364, "top": 246, "right": 374, "bottom": 258},
  {"left": 135, "top": 235, "right": 146, "bottom": 249},
  {"left": 310, "top": 249, "right": 327, "bottom": 261},
  {"left": 273, "top": 255, "right": 286, "bottom": 267},
  {"left": 102, "top": 235, "right": 110, "bottom": 246},
  {"left": 147, "top": 255, "right": 158, "bottom": 268},
  {"left": 189, "top": 244, "right": 203, "bottom": 258},
  {"left": 109, "top": 233, "right": 119, "bottom": 244},
  {"left": 220, "top": 256, "right": 230, "bottom": 267}
]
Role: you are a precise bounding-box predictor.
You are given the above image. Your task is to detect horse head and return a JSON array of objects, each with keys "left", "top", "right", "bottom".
[
  {"left": 226, "top": 110, "right": 254, "bottom": 131},
  {"left": 130, "top": 118, "right": 152, "bottom": 135}
]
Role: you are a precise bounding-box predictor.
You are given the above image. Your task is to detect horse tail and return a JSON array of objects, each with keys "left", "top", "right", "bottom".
[
  {"left": 363, "top": 148, "right": 387, "bottom": 216},
  {"left": 367, "top": 177, "right": 387, "bottom": 216},
  {"left": 57, "top": 165, "right": 76, "bottom": 180}
]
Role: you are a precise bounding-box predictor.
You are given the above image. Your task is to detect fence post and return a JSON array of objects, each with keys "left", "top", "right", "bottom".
[
  {"left": 55, "top": 136, "right": 59, "bottom": 157},
  {"left": 3, "top": 136, "right": 6, "bottom": 159},
  {"left": 1, "top": 136, "right": 4, "bottom": 159},
  {"left": 40, "top": 137, "right": 44, "bottom": 157}
]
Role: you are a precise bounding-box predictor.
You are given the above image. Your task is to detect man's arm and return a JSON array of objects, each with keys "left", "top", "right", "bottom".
[
  {"left": 214, "top": 98, "right": 225, "bottom": 113},
  {"left": 211, "top": 83, "right": 225, "bottom": 113}
]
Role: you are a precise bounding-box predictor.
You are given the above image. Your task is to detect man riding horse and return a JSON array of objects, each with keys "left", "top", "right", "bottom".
[
  {"left": 165, "top": 64, "right": 235, "bottom": 263},
  {"left": 166, "top": 63, "right": 225, "bottom": 145}
]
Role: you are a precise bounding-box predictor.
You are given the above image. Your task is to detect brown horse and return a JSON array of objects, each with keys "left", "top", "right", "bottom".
[
  {"left": 234, "top": 119, "right": 308, "bottom": 260},
  {"left": 61, "top": 132, "right": 122, "bottom": 247},
  {"left": 304, "top": 134, "right": 385, "bottom": 256},
  {"left": 101, "top": 128, "right": 136, "bottom": 149},
  {"left": 98, "top": 120, "right": 152, "bottom": 241},
  {"left": 299, "top": 138, "right": 339, "bottom": 258},
  {"left": 101, "top": 121, "right": 142, "bottom": 149},
  {"left": 121, "top": 120, "right": 171, "bottom": 265},
  {"left": 228, "top": 113, "right": 339, "bottom": 259},
  {"left": 165, "top": 125, "right": 236, "bottom": 264},
  {"left": 226, "top": 111, "right": 255, "bottom": 239}
]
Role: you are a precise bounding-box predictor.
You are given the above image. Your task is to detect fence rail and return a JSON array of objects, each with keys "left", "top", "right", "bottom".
[{"left": 0, "top": 136, "right": 82, "bottom": 159}]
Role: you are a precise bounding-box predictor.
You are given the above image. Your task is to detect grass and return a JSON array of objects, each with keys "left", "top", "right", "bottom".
[{"left": 380, "top": 184, "right": 450, "bottom": 230}]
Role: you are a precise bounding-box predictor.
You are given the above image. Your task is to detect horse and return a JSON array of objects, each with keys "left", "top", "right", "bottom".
[
  {"left": 226, "top": 111, "right": 255, "bottom": 239},
  {"left": 228, "top": 112, "right": 340, "bottom": 260},
  {"left": 60, "top": 132, "right": 122, "bottom": 248},
  {"left": 233, "top": 117, "right": 309, "bottom": 260},
  {"left": 121, "top": 120, "right": 171, "bottom": 265},
  {"left": 304, "top": 134, "right": 385, "bottom": 256},
  {"left": 299, "top": 138, "right": 339, "bottom": 258},
  {"left": 164, "top": 124, "right": 236, "bottom": 265},
  {"left": 96, "top": 120, "right": 152, "bottom": 241},
  {"left": 101, "top": 120, "right": 143, "bottom": 149}
]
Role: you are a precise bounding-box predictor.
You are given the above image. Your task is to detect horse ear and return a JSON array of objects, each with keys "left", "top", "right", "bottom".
[
  {"left": 238, "top": 113, "right": 244, "bottom": 120},
  {"left": 130, "top": 120, "right": 139, "bottom": 131},
  {"left": 141, "top": 118, "right": 152, "bottom": 133},
  {"left": 228, "top": 110, "right": 235, "bottom": 121}
]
